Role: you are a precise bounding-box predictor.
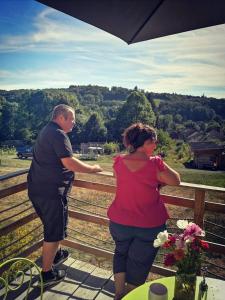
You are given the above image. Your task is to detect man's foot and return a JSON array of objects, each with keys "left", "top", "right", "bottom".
[
  {"left": 53, "top": 248, "right": 70, "bottom": 267},
  {"left": 38, "top": 269, "right": 66, "bottom": 288}
]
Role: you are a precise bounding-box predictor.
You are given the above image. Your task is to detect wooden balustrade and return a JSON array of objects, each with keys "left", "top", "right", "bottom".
[{"left": 0, "top": 169, "right": 225, "bottom": 278}]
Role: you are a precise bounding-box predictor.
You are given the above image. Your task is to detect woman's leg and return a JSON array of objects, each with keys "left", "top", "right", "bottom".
[
  {"left": 114, "top": 272, "right": 126, "bottom": 300},
  {"left": 125, "top": 283, "right": 137, "bottom": 294},
  {"left": 126, "top": 224, "right": 166, "bottom": 288},
  {"left": 109, "top": 221, "right": 133, "bottom": 299}
]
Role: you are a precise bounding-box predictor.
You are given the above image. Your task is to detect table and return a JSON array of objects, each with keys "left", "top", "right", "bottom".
[{"left": 122, "top": 276, "right": 225, "bottom": 300}]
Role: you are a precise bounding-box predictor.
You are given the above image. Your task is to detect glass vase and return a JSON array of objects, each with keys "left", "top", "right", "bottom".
[{"left": 173, "top": 272, "right": 197, "bottom": 300}]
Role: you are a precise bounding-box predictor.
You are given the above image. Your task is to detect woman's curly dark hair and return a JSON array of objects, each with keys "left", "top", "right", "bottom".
[{"left": 123, "top": 123, "right": 157, "bottom": 153}]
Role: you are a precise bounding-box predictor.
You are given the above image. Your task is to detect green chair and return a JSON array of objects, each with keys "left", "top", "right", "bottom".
[{"left": 0, "top": 257, "right": 43, "bottom": 300}]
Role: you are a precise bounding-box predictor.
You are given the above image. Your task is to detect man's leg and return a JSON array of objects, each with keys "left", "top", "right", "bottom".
[
  {"left": 42, "top": 193, "right": 69, "bottom": 270},
  {"left": 28, "top": 193, "right": 67, "bottom": 286},
  {"left": 40, "top": 240, "right": 66, "bottom": 287},
  {"left": 42, "top": 241, "right": 60, "bottom": 272}
]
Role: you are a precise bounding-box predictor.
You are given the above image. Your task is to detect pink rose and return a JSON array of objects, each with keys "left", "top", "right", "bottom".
[{"left": 184, "top": 223, "right": 203, "bottom": 239}]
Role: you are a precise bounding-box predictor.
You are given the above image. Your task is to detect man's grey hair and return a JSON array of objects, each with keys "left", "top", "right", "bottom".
[{"left": 52, "top": 104, "right": 75, "bottom": 120}]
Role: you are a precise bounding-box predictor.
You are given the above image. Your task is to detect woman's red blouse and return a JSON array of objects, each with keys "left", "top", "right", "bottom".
[{"left": 107, "top": 155, "right": 169, "bottom": 227}]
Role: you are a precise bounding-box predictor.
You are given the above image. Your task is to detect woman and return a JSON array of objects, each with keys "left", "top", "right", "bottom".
[{"left": 107, "top": 123, "right": 180, "bottom": 300}]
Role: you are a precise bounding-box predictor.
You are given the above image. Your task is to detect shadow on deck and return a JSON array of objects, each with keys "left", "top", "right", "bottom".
[{"left": 3, "top": 257, "right": 115, "bottom": 300}]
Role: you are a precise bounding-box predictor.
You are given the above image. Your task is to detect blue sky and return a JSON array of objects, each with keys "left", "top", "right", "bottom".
[{"left": 0, "top": 0, "right": 225, "bottom": 99}]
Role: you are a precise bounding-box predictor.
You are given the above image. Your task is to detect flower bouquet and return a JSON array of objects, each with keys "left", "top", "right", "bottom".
[{"left": 153, "top": 220, "right": 209, "bottom": 300}]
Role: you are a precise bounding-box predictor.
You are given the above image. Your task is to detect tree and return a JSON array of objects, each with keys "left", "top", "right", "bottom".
[
  {"left": 156, "top": 129, "right": 173, "bottom": 156},
  {"left": 0, "top": 100, "right": 18, "bottom": 141},
  {"left": 28, "top": 90, "right": 79, "bottom": 137},
  {"left": 83, "top": 94, "right": 96, "bottom": 105},
  {"left": 192, "top": 106, "right": 215, "bottom": 121},
  {"left": 174, "top": 114, "right": 183, "bottom": 123},
  {"left": 113, "top": 91, "right": 156, "bottom": 141},
  {"left": 82, "top": 113, "right": 107, "bottom": 142},
  {"left": 69, "top": 108, "right": 87, "bottom": 145},
  {"left": 157, "top": 114, "right": 173, "bottom": 130},
  {"left": 103, "top": 142, "right": 119, "bottom": 154},
  {"left": 176, "top": 142, "right": 191, "bottom": 160},
  {"left": 170, "top": 124, "right": 186, "bottom": 139}
]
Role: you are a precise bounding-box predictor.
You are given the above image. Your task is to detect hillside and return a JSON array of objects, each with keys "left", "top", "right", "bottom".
[{"left": 0, "top": 86, "right": 225, "bottom": 149}]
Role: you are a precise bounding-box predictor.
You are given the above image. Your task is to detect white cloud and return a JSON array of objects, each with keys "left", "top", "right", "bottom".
[
  {"left": 0, "top": 6, "right": 224, "bottom": 98},
  {"left": 0, "top": 7, "right": 121, "bottom": 53}
]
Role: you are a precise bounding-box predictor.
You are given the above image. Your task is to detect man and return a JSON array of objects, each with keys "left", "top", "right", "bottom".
[{"left": 28, "top": 104, "right": 102, "bottom": 287}]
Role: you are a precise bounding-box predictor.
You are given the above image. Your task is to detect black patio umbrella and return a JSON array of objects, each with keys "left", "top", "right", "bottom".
[{"left": 38, "top": 0, "right": 225, "bottom": 44}]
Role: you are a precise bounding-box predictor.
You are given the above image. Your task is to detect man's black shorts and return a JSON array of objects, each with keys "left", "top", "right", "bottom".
[{"left": 28, "top": 190, "right": 68, "bottom": 242}]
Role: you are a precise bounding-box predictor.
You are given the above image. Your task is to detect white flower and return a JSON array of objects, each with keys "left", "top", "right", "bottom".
[
  {"left": 177, "top": 219, "right": 189, "bottom": 229},
  {"left": 157, "top": 230, "right": 169, "bottom": 241},
  {"left": 199, "top": 230, "right": 205, "bottom": 237},
  {"left": 153, "top": 230, "right": 169, "bottom": 248},
  {"left": 153, "top": 239, "right": 162, "bottom": 248}
]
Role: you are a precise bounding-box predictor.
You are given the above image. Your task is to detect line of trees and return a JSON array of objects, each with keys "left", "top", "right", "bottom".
[{"left": 0, "top": 86, "right": 225, "bottom": 151}]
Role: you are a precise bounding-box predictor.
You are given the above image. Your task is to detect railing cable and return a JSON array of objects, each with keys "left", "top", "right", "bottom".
[
  {"left": 68, "top": 227, "right": 114, "bottom": 245},
  {"left": 69, "top": 203, "right": 106, "bottom": 217},
  {"left": 0, "top": 231, "right": 43, "bottom": 263},
  {"left": 205, "top": 220, "right": 225, "bottom": 230},
  {"left": 205, "top": 230, "right": 225, "bottom": 242},
  {"left": 0, "top": 206, "right": 33, "bottom": 223},
  {"left": 0, "top": 224, "right": 42, "bottom": 252},
  {"left": 67, "top": 233, "right": 112, "bottom": 251},
  {"left": 69, "top": 196, "right": 108, "bottom": 209},
  {"left": 0, "top": 199, "right": 29, "bottom": 214}
]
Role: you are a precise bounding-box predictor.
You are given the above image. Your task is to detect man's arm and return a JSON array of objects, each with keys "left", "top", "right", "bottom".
[{"left": 61, "top": 156, "right": 102, "bottom": 173}]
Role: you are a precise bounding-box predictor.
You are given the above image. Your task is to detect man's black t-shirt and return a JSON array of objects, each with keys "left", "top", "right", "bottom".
[{"left": 28, "top": 122, "right": 74, "bottom": 193}]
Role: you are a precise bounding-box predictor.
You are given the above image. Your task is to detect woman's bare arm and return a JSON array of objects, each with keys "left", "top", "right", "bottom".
[{"left": 157, "top": 162, "right": 181, "bottom": 186}]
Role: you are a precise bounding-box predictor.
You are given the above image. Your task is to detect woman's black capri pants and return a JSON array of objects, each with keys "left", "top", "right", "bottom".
[{"left": 109, "top": 221, "right": 166, "bottom": 286}]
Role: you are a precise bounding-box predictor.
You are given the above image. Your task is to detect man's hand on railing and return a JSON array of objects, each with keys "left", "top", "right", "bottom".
[{"left": 91, "top": 164, "right": 103, "bottom": 173}]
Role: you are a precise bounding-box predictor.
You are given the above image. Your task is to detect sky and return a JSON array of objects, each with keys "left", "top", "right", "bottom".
[{"left": 0, "top": 0, "right": 225, "bottom": 99}]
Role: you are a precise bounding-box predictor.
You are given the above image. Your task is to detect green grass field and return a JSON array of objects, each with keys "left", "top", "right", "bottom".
[{"left": 1, "top": 153, "right": 225, "bottom": 188}]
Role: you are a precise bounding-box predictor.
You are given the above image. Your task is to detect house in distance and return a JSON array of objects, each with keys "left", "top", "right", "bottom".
[{"left": 190, "top": 142, "right": 225, "bottom": 170}]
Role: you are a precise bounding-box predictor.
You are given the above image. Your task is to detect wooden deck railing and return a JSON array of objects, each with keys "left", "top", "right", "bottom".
[{"left": 1, "top": 169, "right": 225, "bottom": 278}]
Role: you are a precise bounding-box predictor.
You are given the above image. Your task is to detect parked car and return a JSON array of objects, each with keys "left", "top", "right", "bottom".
[{"left": 16, "top": 146, "right": 33, "bottom": 159}]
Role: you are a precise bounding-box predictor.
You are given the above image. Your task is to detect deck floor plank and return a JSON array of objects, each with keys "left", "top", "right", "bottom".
[
  {"left": 95, "top": 274, "right": 115, "bottom": 300},
  {"left": 70, "top": 267, "right": 113, "bottom": 300},
  {"left": 43, "top": 260, "right": 96, "bottom": 300}
]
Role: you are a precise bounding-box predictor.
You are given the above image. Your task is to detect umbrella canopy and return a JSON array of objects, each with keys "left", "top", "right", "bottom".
[{"left": 38, "top": 0, "right": 225, "bottom": 44}]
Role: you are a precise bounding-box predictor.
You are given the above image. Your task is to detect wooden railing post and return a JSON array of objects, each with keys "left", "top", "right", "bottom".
[{"left": 194, "top": 188, "right": 205, "bottom": 228}]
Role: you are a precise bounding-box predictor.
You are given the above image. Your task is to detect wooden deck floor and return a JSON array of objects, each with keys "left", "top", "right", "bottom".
[{"left": 2, "top": 257, "right": 115, "bottom": 300}]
